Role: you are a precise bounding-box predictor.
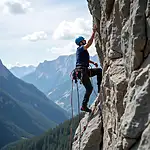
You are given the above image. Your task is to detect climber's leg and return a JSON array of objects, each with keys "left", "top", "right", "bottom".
[
  {"left": 81, "top": 73, "right": 93, "bottom": 113},
  {"left": 88, "top": 68, "right": 102, "bottom": 93}
]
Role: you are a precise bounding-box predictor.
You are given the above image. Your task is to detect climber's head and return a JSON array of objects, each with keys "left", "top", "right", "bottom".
[{"left": 75, "top": 36, "right": 86, "bottom": 46}]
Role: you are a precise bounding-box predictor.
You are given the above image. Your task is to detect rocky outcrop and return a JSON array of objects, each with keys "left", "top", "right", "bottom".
[
  {"left": 72, "top": 96, "right": 103, "bottom": 150},
  {"left": 72, "top": 0, "right": 150, "bottom": 149}
]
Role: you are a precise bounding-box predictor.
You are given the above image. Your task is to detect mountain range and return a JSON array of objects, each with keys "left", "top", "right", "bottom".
[
  {"left": 0, "top": 59, "right": 68, "bottom": 149},
  {"left": 10, "top": 65, "right": 36, "bottom": 78}
]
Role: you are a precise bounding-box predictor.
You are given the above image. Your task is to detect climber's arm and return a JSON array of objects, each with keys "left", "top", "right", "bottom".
[
  {"left": 89, "top": 60, "right": 95, "bottom": 64},
  {"left": 84, "top": 25, "right": 97, "bottom": 50},
  {"left": 89, "top": 60, "right": 98, "bottom": 67}
]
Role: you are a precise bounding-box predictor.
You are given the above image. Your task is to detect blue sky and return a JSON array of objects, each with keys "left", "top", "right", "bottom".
[{"left": 0, "top": 0, "right": 96, "bottom": 68}]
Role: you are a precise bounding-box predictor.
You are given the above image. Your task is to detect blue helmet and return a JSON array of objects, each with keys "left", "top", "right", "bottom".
[{"left": 75, "top": 36, "right": 85, "bottom": 45}]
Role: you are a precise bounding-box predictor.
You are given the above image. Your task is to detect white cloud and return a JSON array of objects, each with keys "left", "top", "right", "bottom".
[
  {"left": 15, "top": 62, "right": 21, "bottom": 66},
  {"left": 22, "top": 31, "right": 48, "bottom": 42},
  {"left": 47, "top": 42, "right": 76, "bottom": 55},
  {"left": 53, "top": 18, "right": 92, "bottom": 40},
  {"left": 1, "top": 0, "right": 32, "bottom": 15}
]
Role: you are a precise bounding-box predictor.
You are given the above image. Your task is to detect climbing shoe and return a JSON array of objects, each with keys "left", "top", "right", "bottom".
[{"left": 81, "top": 106, "right": 92, "bottom": 113}]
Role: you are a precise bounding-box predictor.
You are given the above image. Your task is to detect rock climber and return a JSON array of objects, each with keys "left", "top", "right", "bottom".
[{"left": 74, "top": 25, "right": 102, "bottom": 113}]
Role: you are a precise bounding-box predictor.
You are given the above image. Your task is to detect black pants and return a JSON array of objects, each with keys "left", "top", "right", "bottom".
[{"left": 76, "top": 67, "right": 102, "bottom": 107}]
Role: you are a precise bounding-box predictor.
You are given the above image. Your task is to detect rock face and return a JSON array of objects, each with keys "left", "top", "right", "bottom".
[
  {"left": 72, "top": 0, "right": 150, "bottom": 149},
  {"left": 72, "top": 96, "right": 103, "bottom": 150}
]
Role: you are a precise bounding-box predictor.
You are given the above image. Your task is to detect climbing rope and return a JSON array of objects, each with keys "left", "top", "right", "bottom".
[
  {"left": 69, "top": 79, "right": 74, "bottom": 150},
  {"left": 76, "top": 81, "right": 81, "bottom": 150}
]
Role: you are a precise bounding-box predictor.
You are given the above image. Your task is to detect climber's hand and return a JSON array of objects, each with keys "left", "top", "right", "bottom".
[
  {"left": 94, "top": 62, "right": 98, "bottom": 68},
  {"left": 93, "top": 25, "right": 97, "bottom": 33}
]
